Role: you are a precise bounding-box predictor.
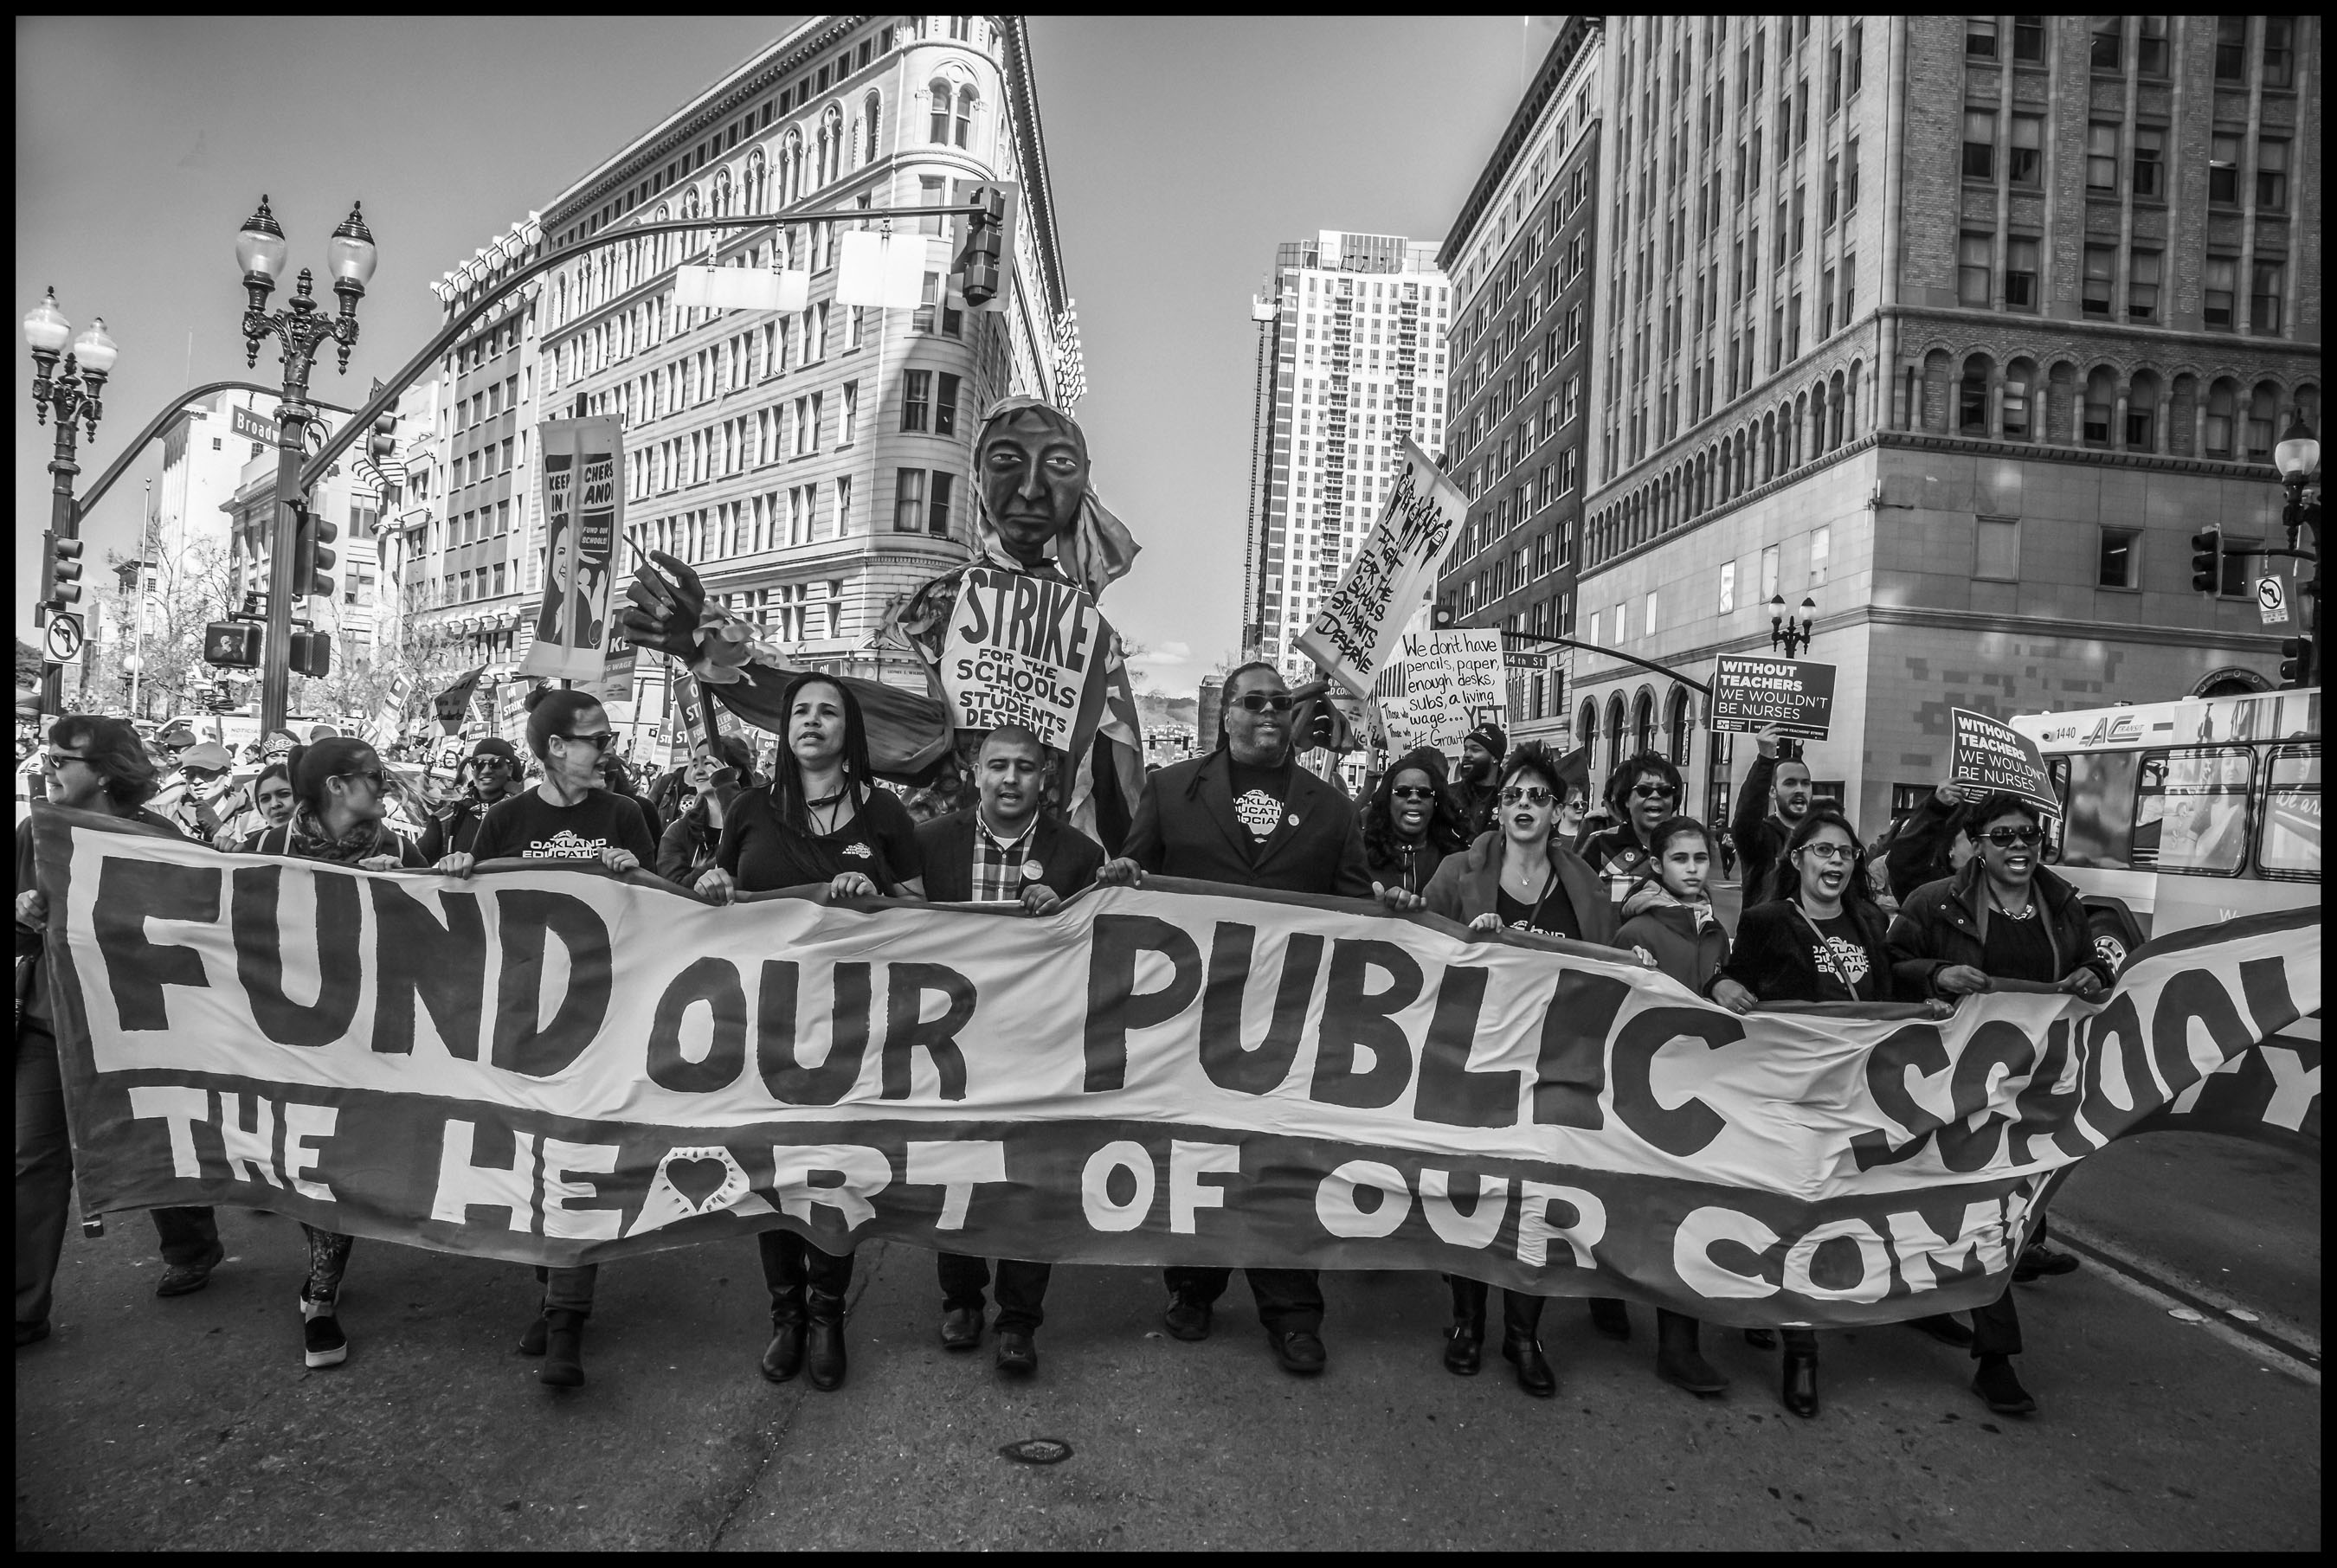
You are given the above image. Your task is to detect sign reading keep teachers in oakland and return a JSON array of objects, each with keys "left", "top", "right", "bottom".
[
  {"left": 1710, "top": 655, "right": 1837, "bottom": 740},
  {"left": 939, "top": 566, "right": 1104, "bottom": 749},
  {"left": 1949, "top": 707, "right": 2057, "bottom": 813},
  {"left": 33, "top": 808, "right": 2318, "bottom": 1322},
  {"left": 1295, "top": 436, "right": 1469, "bottom": 702}
]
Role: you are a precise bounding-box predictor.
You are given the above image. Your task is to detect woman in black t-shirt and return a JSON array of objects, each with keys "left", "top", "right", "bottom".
[{"left": 695, "top": 674, "right": 924, "bottom": 1395}]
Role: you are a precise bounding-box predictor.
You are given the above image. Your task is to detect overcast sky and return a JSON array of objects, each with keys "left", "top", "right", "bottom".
[{"left": 16, "top": 16, "right": 1555, "bottom": 685}]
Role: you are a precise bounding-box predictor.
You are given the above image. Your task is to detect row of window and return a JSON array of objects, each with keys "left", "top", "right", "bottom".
[
  {"left": 719, "top": 578, "right": 849, "bottom": 647},
  {"left": 1954, "top": 235, "right": 2286, "bottom": 334},
  {"left": 1925, "top": 354, "right": 2314, "bottom": 466},
  {"left": 628, "top": 479, "right": 859, "bottom": 566},
  {"left": 439, "top": 562, "right": 511, "bottom": 606},
  {"left": 1962, "top": 113, "right": 2292, "bottom": 213},
  {"left": 1967, "top": 15, "right": 2298, "bottom": 89}
]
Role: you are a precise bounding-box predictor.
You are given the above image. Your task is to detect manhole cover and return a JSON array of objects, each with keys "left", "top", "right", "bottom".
[{"left": 999, "top": 1437, "right": 1073, "bottom": 1465}]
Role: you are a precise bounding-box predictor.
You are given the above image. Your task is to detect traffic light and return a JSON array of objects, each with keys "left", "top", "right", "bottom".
[
  {"left": 952, "top": 183, "right": 1014, "bottom": 309},
  {"left": 2189, "top": 529, "right": 2222, "bottom": 594},
  {"left": 291, "top": 501, "right": 338, "bottom": 600},
  {"left": 288, "top": 629, "right": 332, "bottom": 679},
  {"left": 1432, "top": 600, "right": 1457, "bottom": 628},
  {"left": 203, "top": 620, "right": 262, "bottom": 668},
  {"left": 2278, "top": 636, "right": 2312, "bottom": 688},
  {"left": 38, "top": 530, "right": 85, "bottom": 609},
  {"left": 368, "top": 410, "right": 400, "bottom": 503}
]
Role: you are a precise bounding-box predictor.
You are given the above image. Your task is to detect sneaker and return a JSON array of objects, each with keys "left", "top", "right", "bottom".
[
  {"left": 2012, "top": 1242, "right": 2081, "bottom": 1282},
  {"left": 301, "top": 1291, "right": 348, "bottom": 1369}
]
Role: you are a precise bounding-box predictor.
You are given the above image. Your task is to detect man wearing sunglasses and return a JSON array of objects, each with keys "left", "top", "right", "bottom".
[
  {"left": 1575, "top": 749, "right": 1686, "bottom": 907},
  {"left": 1885, "top": 790, "right": 2111, "bottom": 1418},
  {"left": 1096, "top": 660, "right": 1372, "bottom": 1378},
  {"left": 416, "top": 737, "right": 525, "bottom": 863}
]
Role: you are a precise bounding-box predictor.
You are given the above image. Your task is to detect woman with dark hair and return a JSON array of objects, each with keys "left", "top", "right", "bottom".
[
  {"left": 246, "top": 736, "right": 427, "bottom": 1370},
  {"left": 441, "top": 686, "right": 656, "bottom": 1388},
  {"left": 1362, "top": 745, "right": 1468, "bottom": 900},
  {"left": 1707, "top": 803, "right": 1927, "bottom": 1419},
  {"left": 655, "top": 736, "right": 758, "bottom": 887},
  {"left": 16, "top": 717, "right": 223, "bottom": 1343},
  {"left": 1420, "top": 739, "right": 1627, "bottom": 1398},
  {"left": 229, "top": 762, "right": 297, "bottom": 851},
  {"left": 696, "top": 672, "right": 924, "bottom": 1392},
  {"left": 1576, "top": 749, "right": 1686, "bottom": 907}
]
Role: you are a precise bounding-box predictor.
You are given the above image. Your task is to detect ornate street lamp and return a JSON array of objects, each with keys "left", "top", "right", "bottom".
[
  {"left": 24, "top": 286, "right": 119, "bottom": 714},
  {"left": 236, "top": 195, "right": 378, "bottom": 735},
  {"left": 1768, "top": 593, "right": 1817, "bottom": 658}
]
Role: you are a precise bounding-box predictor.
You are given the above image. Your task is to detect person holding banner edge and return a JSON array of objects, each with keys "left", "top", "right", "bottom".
[
  {"left": 438, "top": 689, "right": 655, "bottom": 1389},
  {"left": 1418, "top": 739, "right": 1629, "bottom": 1397},
  {"left": 1362, "top": 745, "right": 1470, "bottom": 900},
  {"left": 917, "top": 723, "right": 1104, "bottom": 1377},
  {"left": 1886, "top": 791, "right": 2111, "bottom": 1417},
  {"left": 1095, "top": 660, "right": 1372, "bottom": 1377},
  {"left": 697, "top": 672, "right": 927, "bottom": 1392}
]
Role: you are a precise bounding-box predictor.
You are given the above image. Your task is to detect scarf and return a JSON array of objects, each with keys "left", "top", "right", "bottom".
[{"left": 286, "top": 803, "right": 399, "bottom": 864}]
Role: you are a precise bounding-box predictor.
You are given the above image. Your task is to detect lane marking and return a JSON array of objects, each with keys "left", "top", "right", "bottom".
[{"left": 2048, "top": 1218, "right": 2321, "bottom": 1385}]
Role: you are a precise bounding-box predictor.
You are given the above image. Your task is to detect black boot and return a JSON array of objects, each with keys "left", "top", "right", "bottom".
[
  {"left": 1443, "top": 1276, "right": 1486, "bottom": 1375},
  {"left": 1587, "top": 1296, "right": 1632, "bottom": 1340},
  {"left": 539, "top": 1308, "right": 586, "bottom": 1388},
  {"left": 1781, "top": 1333, "right": 1819, "bottom": 1418},
  {"left": 805, "top": 1288, "right": 848, "bottom": 1391},
  {"left": 1655, "top": 1308, "right": 1729, "bottom": 1395},
  {"left": 760, "top": 1292, "right": 807, "bottom": 1383},
  {"left": 1501, "top": 1290, "right": 1555, "bottom": 1396}
]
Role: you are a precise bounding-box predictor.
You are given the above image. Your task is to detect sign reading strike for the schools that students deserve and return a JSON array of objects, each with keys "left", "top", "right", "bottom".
[
  {"left": 521, "top": 417, "right": 623, "bottom": 684},
  {"left": 1949, "top": 707, "right": 2057, "bottom": 813},
  {"left": 938, "top": 566, "right": 1104, "bottom": 749},
  {"left": 34, "top": 808, "right": 2320, "bottom": 1323},
  {"left": 1295, "top": 436, "right": 1470, "bottom": 703},
  {"left": 1389, "top": 629, "right": 1507, "bottom": 754},
  {"left": 1709, "top": 655, "right": 1837, "bottom": 740}
]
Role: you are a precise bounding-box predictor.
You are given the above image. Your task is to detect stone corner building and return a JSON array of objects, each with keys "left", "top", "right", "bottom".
[{"left": 1569, "top": 15, "right": 2319, "bottom": 831}]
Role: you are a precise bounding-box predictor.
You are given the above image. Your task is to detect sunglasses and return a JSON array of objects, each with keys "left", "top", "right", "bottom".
[
  {"left": 1231, "top": 692, "right": 1294, "bottom": 713},
  {"left": 553, "top": 732, "right": 614, "bottom": 751},
  {"left": 1630, "top": 782, "right": 1680, "bottom": 800},
  {"left": 1389, "top": 785, "right": 1438, "bottom": 801},
  {"left": 342, "top": 768, "right": 387, "bottom": 788},
  {"left": 1981, "top": 826, "right": 2044, "bottom": 848},
  {"left": 472, "top": 756, "right": 513, "bottom": 769},
  {"left": 1499, "top": 786, "right": 1557, "bottom": 806}
]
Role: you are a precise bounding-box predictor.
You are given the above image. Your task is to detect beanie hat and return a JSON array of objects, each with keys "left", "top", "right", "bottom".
[{"left": 1465, "top": 721, "right": 1508, "bottom": 760}]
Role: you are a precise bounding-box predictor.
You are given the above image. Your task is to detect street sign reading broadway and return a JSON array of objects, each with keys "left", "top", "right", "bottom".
[{"left": 1709, "top": 654, "right": 1835, "bottom": 740}]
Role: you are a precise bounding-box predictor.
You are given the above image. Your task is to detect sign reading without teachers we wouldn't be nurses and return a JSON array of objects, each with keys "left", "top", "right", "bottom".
[
  {"left": 1948, "top": 708, "right": 2058, "bottom": 813},
  {"left": 1709, "top": 655, "right": 1837, "bottom": 741}
]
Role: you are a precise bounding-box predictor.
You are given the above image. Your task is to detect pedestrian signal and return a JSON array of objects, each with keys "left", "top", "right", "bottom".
[
  {"left": 2278, "top": 636, "right": 2312, "bottom": 688},
  {"left": 288, "top": 629, "right": 332, "bottom": 679},
  {"left": 2189, "top": 529, "right": 2222, "bottom": 594},
  {"left": 203, "top": 620, "right": 262, "bottom": 668},
  {"left": 1432, "top": 601, "right": 1457, "bottom": 628}
]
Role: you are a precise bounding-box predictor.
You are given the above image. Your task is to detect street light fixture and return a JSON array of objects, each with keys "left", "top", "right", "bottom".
[
  {"left": 23, "top": 286, "right": 120, "bottom": 715},
  {"left": 1768, "top": 593, "right": 1817, "bottom": 658},
  {"left": 235, "top": 195, "right": 378, "bottom": 736}
]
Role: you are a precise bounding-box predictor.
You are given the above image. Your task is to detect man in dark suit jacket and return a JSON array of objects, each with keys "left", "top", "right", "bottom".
[
  {"left": 1096, "top": 661, "right": 1373, "bottom": 1378},
  {"left": 913, "top": 725, "right": 1104, "bottom": 1378}
]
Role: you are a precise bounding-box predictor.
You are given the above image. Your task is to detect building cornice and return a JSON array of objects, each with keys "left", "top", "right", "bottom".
[
  {"left": 998, "top": 15, "right": 1068, "bottom": 320},
  {"left": 1438, "top": 16, "right": 1600, "bottom": 273}
]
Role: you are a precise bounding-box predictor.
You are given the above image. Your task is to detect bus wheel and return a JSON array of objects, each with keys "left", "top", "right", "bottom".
[{"left": 2089, "top": 915, "right": 2131, "bottom": 976}]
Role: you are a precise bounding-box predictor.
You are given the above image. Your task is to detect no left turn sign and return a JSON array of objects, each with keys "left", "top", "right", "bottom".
[
  {"left": 2257, "top": 575, "right": 2290, "bottom": 625},
  {"left": 42, "top": 614, "right": 84, "bottom": 665}
]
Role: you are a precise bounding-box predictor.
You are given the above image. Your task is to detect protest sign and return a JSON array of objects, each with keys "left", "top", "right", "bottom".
[
  {"left": 1949, "top": 707, "right": 2057, "bottom": 813},
  {"left": 1709, "top": 655, "right": 1836, "bottom": 740},
  {"left": 432, "top": 666, "right": 486, "bottom": 733},
  {"left": 1294, "top": 437, "right": 1468, "bottom": 701},
  {"left": 34, "top": 809, "right": 2317, "bottom": 1323},
  {"left": 520, "top": 417, "right": 623, "bottom": 683},
  {"left": 937, "top": 566, "right": 1105, "bottom": 749},
  {"left": 365, "top": 669, "right": 415, "bottom": 749},
  {"left": 1391, "top": 629, "right": 1508, "bottom": 753}
]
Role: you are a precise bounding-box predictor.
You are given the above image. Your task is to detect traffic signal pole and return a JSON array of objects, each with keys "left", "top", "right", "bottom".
[
  {"left": 258, "top": 397, "right": 311, "bottom": 736},
  {"left": 37, "top": 400, "right": 82, "bottom": 717}
]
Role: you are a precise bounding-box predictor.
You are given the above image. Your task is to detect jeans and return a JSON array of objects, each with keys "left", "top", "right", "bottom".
[
  {"left": 1162, "top": 1266, "right": 1323, "bottom": 1334},
  {"left": 531, "top": 1264, "right": 599, "bottom": 1316},
  {"left": 760, "top": 1230, "right": 853, "bottom": 1318},
  {"left": 937, "top": 1254, "right": 1051, "bottom": 1334},
  {"left": 16, "top": 1024, "right": 216, "bottom": 1326}
]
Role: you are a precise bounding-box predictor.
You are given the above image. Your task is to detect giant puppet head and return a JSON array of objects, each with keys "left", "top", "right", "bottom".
[{"left": 970, "top": 395, "right": 1139, "bottom": 594}]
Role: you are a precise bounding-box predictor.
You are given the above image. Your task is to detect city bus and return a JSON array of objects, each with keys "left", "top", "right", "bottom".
[{"left": 2012, "top": 688, "right": 2321, "bottom": 970}]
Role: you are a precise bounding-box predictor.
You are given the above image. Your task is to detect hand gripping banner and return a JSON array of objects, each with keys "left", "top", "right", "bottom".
[{"left": 33, "top": 807, "right": 2320, "bottom": 1329}]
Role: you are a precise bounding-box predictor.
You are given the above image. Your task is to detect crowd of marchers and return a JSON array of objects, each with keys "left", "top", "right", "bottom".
[{"left": 17, "top": 661, "right": 2108, "bottom": 1424}]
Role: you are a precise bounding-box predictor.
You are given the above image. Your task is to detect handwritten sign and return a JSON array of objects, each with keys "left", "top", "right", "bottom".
[
  {"left": 1949, "top": 707, "right": 2057, "bottom": 814},
  {"left": 1293, "top": 436, "right": 1468, "bottom": 700},
  {"left": 1710, "top": 655, "right": 1836, "bottom": 740},
  {"left": 1391, "top": 629, "right": 1507, "bottom": 753},
  {"left": 939, "top": 567, "right": 1102, "bottom": 749}
]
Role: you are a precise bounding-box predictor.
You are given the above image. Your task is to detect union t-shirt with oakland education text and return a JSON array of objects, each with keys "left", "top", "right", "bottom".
[
  {"left": 468, "top": 787, "right": 660, "bottom": 868},
  {"left": 1225, "top": 757, "right": 1297, "bottom": 862}
]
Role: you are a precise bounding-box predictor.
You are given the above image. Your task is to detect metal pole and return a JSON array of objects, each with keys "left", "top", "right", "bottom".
[
  {"left": 1500, "top": 630, "right": 1714, "bottom": 695},
  {"left": 259, "top": 399, "right": 308, "bottom": 737},
  {"left": 40, "top": 413, "right": 80, "bottom": 717}
]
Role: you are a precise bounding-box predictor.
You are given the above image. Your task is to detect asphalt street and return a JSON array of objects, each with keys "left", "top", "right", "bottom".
[{"left": 15, "top": 1127, "right": 2320, "bottom": 1552}]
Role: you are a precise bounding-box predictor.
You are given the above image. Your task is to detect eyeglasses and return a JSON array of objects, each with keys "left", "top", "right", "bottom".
[
  {"left": 1231, "top": 692, "right": 1294, "bottom": 713},
  {"left": 342, "top": 768, "right": 386, "bottom": 789},
  {"left": 40, "top": 751, "right": 93, "bottom": 771},
  {"left": 1630, "top": 782, "right": 1680, "bottom": 800},
  {"left": 553, "top": 732, "right": 614, "bottom": 751},
  {"left": 1498, "top": 786, "right": 1557, "bottom": 806},
  {"left": 1981, "top": 826, "right": 2044, "bottom": 848},
  {"left": 1389, "top": 785, "right": 1438, "bottom": 801},
  {"left": 1799, "top": 842, "right": 1855, "bottom": 862}
]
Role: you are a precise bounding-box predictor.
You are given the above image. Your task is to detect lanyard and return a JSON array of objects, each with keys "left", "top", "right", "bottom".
[{"left": 1792, "top": 902, "right": 1862, "bottom": 997}]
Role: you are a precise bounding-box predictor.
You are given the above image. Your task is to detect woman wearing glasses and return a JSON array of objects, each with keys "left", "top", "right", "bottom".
[
  {"left": 1420, "top": 740, "right": 1620, "bottom": 1398},
  {"left": 696, "top": 672, "right": 925, "bottom": 1394},
  {"left": 1708, "top": 805, "right": 1908, "bottom": 1419},
  {"left": 441, "top": 688, "right": 655, "bottom": 1389},
  {"left": 1886, "top": 792, "right": 2111, "bottom": 1420},
  {"left": 244, "top": 737, "right": 429, "bottom": 1370},
  {"left": 1362, "top": 745, "right": 1469, "bottom": 901}
]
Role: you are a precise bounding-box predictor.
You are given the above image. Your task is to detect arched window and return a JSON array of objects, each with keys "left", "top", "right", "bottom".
[
  {"left": 747, "top": 149, "right": 768, "bottom": 214},
  {"left": 2126, "top": 370, "right": 2161, "bottom": 453},
  {"left": 713, "top": 167, "right": 732, "bottom": 218},
  {"left": 953, "top": 85, "right": 977, "bottom": 148},
  {"left": 929, "top": 80, "right": 953, "bottom": 144},
  {"left": 862, "top": 91, "right": 881, "bottom": 164},
  {"left": 1959, "top": 354, "right": 1993, "bottom": 435},
  {"left": 1664, "top": 688, "right": 1692, "bottom": 767},
  {"left": 782, "top": 131, "right": 804, "bottom": 205},
  {"left": 819, "top": 106, "right": 843, "bottom": 185},
  {"left": 1605, "top": 694, "right": 1627, "bottom": 774},
  {"left": 1577, "top": 697, "right": 1598, "bottom": 749},
  {"left": 1632, "top": 689, "right": 1657, "bottom": 758},
  {"left": 2000, "top": 357, "right": 2035, "bottom": 440},
  {"left": 2083, "top": 365, "right": 2119, "bottom": 447}
]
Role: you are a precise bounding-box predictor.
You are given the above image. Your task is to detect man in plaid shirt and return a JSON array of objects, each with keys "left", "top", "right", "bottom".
[{"left": 913, "top": 726, "right": 1106, "bottom": 1375}]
